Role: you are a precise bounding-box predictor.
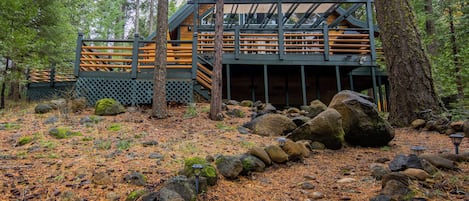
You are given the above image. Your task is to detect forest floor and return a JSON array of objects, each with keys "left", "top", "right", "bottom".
[{"left": 0, "top": 102, "right": 468, "bottom": 201}]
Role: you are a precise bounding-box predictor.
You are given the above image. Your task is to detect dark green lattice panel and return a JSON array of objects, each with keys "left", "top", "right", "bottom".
[
  {"left": 27, "top": 82, "right": 75, "bottom": 101},
  {"left": 75, "top": 77, "right": 193, "bottom": 105}
]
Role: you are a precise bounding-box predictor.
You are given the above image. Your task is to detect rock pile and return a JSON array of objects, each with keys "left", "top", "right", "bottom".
[
  {"left": 242, "top": 90, "right": 395, "bottom": 149},
  {"left": 370, "top": 152, "right": 469, "bottom": 201}
]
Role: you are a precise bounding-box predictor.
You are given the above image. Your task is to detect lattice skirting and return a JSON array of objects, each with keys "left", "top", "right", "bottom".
[
  {"left": 27, "top": 82, "right": 75, "bottom": 101},
  {"left": 75, "top": 78, "right": 193, "bottom": 105}
]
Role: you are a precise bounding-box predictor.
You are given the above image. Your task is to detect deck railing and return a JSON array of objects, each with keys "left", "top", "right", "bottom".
[
  {"left": 75, "top": 33, "right": 194, "bottom": 79},
  {"left": 196, "top": 26, "right": 374, "bottom": 59},
  {"left": 75, "top": 27, "right": 376, "bottom": 79},
  {"left": 27, "top": 69, "right": 76, "bottom": 84}
]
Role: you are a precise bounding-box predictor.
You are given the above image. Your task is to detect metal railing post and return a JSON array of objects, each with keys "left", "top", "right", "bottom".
[
  {"left": 131, "top": 33, "right": 140, "bottom": 79},
  {"left": 74, "top": 32, "right": 84, "bottom": 77}
]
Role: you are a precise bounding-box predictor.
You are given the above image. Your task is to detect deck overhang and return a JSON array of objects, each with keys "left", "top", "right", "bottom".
[{"left": 189, "top": 0, "right": 373, "bottom": 4}]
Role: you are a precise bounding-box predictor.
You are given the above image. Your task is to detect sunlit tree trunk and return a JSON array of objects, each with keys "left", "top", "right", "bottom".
[
  {"left": 210, "top": 0, "right": 224, "bottom": 120},
  {"left": 152, "top": 0, "right": 168, "bottom": 118},
  {"left": 375, "top": 0, "right": 444, "bottom": 126}
]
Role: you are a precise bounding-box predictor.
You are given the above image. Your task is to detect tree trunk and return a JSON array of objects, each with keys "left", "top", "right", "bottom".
[
  {"left": 152, "top": 0, "right": 168, "bottom": 119},
  {"left": 0, "top": 81, "right": 5, "bottom": 109},
  {"left": 149, "top": 0, "right": 154, "bottom": 33},
  {"left": 210, "top": 0, "right": 224, "bottom": 121},
  {"left": 135, "top": 0, "right": 140, "bottom": 34},
  {"left": 447, "top": 5, "right": 464, "bottom": 100},
  {"left": 1, "top": 58, "right": 9, "bottom": 109},
  {"left": 375, "top": 0, "right": 444, "bottom": 126},
  {"left": 424, "top": 0, "right": 437, "bottom": 56}
]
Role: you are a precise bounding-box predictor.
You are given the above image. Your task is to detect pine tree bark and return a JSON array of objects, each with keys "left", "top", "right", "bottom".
[
  {"left": 374, "top": 0, "right": 444, "bottom": 126},
  {"left": 209, "top": 0, "right": 224, "bottom": 121},
  {"left": 152, "top": 0, "right": 168, "bottom": 118}
]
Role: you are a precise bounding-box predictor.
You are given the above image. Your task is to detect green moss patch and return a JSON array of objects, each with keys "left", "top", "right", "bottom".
[{"left": 48, "top": 127, "right": 82, "bottom": 139}]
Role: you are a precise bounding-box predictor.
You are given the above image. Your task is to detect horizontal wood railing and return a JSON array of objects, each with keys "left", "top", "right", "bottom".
[
  {"left": 28, "top": 69, "right": 76, "bottom": 83},
  {"left": 196, "top": 28, "right": 373, "bottom": 56}
]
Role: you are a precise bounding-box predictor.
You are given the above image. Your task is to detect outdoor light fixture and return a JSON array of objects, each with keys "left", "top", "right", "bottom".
[
  {"left": 277, "top": 137, "right": 287, "bottom": 147},
  {"left": 410, "top": 145, "right": 426, "bottom": 156},
  {"left": 192, "top": 164, "right": 203, "bottom": 196},
  {"left": 449, "top": 133, "right": 464, "bottom": 155}
]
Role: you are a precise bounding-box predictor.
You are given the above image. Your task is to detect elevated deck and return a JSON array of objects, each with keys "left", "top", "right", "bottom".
[{"left": 67, "top": 0, "right": 386, "bottom": 107}]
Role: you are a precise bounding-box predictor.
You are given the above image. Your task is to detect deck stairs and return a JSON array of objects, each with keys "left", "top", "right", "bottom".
[{"left": 194, "top": 55, "right": 213, "bottom": 100}]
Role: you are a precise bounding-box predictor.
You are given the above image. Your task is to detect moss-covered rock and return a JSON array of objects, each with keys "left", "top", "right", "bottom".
[
  {"left": 182, "top": 157, "right": 218, "bottom": 186},
  {"left": 240, "top": 154, "right": 266, "bottom": 175},
  {"left": 215, "top": 155, "right": 243, "bottom": 180},
  {"left": 48, "top": 127, "right": 82, "bottom": 139},
  {"left": 95, "top": 98, "right": 125, "bottom": 116},
  {"left": 125, "top": 189, "right": 146, "bottom": 201}
]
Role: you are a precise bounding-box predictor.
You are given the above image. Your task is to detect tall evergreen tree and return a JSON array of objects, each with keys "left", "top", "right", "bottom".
[
  {"left": 152, "top": 0, "right": 168, "bottom": 118},
  {"left": 374, "top": 0, "right": 444, "bottom": 126},
  {"left": 210, "top": 0, "right": 224, "bottom": 120}
]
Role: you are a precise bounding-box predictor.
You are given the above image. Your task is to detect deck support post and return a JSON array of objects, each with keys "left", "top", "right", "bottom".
[
  {"left": 370, "top": 66, "right": 378, "bottom": 105},
  {"left": 192, "top": 2, "right": 199, "bottom": 80},
  {"left": 74, "top": 32, "right": 84, "bottom": 77},
  {"left": 366, "top": 0, "right": 377, "bottom": 63},
  {"left": 385, "top": 81, "right": 390, "bottom": 112},
  {"left": 226, "top": 64, "right": 231, "bottom": 100},
  {"left": 377, "top": 75, "right": 384, "bottom": 111},
  {"left": 285, "top": 68, "right": 289, "bottom": 107},
  {"left": 131, "top": 33, "right": 140, "bottom": 79},
  {"left": 301, "top": 65, "right": 307, "bottom": 106},
  {"left": 335, "top": 65, "right": 341, "bottom": 92},
  {"left": 251, "top": 71, "right": 255, "bottom": 102},
  {"left": 235, "top": 26, "right": 240, "bottom": 60},
  {"left": 349, "top": 73, "right": 354, "bottom": 91},
  {"left": 315, "top": 74, "right": 320, "bottom": 100},
  {"left": 277, "top": 0, "right": 284, "bottom": 60},
  {"left": 264, "top": 64, "right": 269, "bottom": 103},
  {"left": 323, "top": 24, "right": 330, "bottom": 61}
]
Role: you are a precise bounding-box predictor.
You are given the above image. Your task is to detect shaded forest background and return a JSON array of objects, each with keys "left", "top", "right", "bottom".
[{"left": 0, "top": 0, "right": 467, "bottom": 119}]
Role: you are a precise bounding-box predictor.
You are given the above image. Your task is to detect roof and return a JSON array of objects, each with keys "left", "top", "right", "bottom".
[
  {"left": 146, "top": 2, "right": 377, "bottom": 40},
  {"left": 146, "top": 4, "right": 193, "bottom": 40}
]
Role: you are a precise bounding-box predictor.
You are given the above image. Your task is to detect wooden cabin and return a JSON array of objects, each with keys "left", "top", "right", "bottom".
[{"left": 70, "top": 0, "right": 388, "bottom": 108}]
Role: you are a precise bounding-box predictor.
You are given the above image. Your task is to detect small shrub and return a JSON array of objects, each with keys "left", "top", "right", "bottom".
[
  {"left": 116, "top": 140, "right": 132, "bottom": 150},
  {"left": 40, "top": 140, "right": 56, "bottom": 149},
  {"left": 215, "top": 122, "right": 235, "bottom": 131},
  {"left": 108, "top": 123, "right": 122, "bottom": 132},
  {"left": 17, "top": 136, "right": 33, "bottom": 146},
  {"left": 183, "top": 103, "right": 198, "bottom": 118},
  {"left": 82, "top": 136, "right": 93, "bottom": 141},
  {"left": 95, "top": 140, "right": 112, "bottom": 150},
  {"left": 380, "top": 146, "right": 391, "bottom": 151}
]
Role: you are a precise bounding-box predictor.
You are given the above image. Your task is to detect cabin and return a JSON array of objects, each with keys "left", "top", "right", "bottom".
[{"left": 28, "top": 0, "right": 388, "bottom": 110}]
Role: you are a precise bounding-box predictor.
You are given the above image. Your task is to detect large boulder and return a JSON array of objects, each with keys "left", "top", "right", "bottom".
[
  {"left": 95, "top": 98, "right": 125, "bottom": 116},
  {"left": 329, "top": 90, "right": 394, "bottom": 147},
  {"left": 286, "top": 108, "right": 344, "bottom": 150},
  {"left": 243, "top": 113, "right": 296, "bottom": 136}
]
